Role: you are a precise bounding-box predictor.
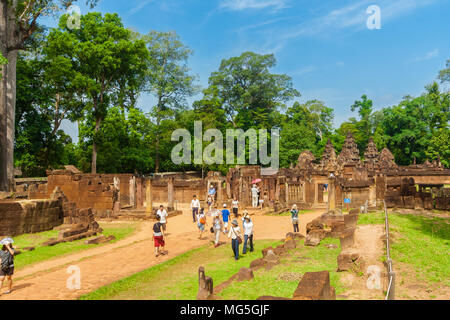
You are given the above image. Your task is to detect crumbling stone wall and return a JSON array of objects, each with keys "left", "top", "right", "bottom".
[{"left": 0, "top": 199, "right": 63, "bottom": 236}]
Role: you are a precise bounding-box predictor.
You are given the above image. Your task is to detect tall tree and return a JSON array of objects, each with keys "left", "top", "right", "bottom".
[
  {"left": 140, "top": 31, "right": 198, "bottom": 172},
  {"left": 0, "top": 0, "right": 97, "bottom": 191},
  {"left": 199, "top": 52, "right": 300, "bottom": 131},
  {"left": 438, "top": 59, "right": 449, "bottom": 84},
  {"left": 49, "top": 12, "right": 149, "bottom": 173}
]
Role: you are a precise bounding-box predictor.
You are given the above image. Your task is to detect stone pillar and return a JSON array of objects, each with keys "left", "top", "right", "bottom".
[
  {"left": 113, "top": 177, "right": 121, "bottom": 214},
  {"left": 146, "top": 179, "right": 153, "bottom": 217},
  {"left": 275, "top": 178, "right": 280, "bottom": 201},
  {"left": 217, "top": 180, "right": 223, "bottom": 204},
  {"left": 314, "top": 182, "right": 318, "bottom": 207},
  {"left": 136, "top": 178, "right": 143, "bottom": 209},
  {"left": 168, "top": 178, "right": 174, "bottom": 211},
  {"left": 328, "top": 180, "right": 335, "bottom": 211},
  {"left": 285, "top": 183, "right": 289, "bottom": 203},
  {"left": 129, "top": 176, "right": 136, "bottom": 207}
]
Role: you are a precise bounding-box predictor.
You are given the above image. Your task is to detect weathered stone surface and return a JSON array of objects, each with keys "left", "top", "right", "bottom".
[
  {"left": 344, "top": 214, "right": 359, "bottom": 229},
  {"left": 349, "top": 208, "right": 360, "bottom": 215},
  {"left": 337, "top": 251, "right": 365, "bottom": 272},
  {"left": 293, "top": 271, "right": 336, "bottom": 300},
  {"left": 306, "top": 218, "right": 324, "bottom": 234},
  {"left": 264, "top": 250, "right": 280, "bottom": 264},
  {"left": 284, "top": 238, "right": 297, "bottom": 250},
  {"left": 236, "top": 268, "right": 254, "bottom": 281},
  {"left": 58, "top": 224, "right": 89, "bottom": 240},
  {"left": 339, "top": 229, "right": 355, "bottom": 250},
  {"left": 403, "top": 196, "right": 415, "bottom": 209},
  {"left": 274, "top": 244, "right": 286, "bottom": 255},
  {"left": 305, "top": 229, "right": 326, "bottom": 247},
  {"left": 262, "top": 247, "right": 274, "bottom": 258},
  {"left": 197, "top": 266, "right": 214, "bottom": 300},
  {"left": 250, "top": 258, "right": 267, "bottom": 270},
  {"left": 84, "top": 235, "right": 116, "bottom": 245}
]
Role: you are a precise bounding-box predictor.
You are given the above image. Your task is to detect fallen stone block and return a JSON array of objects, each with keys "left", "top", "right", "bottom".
[
  {"left": 236, "top": 268, "right": 254, "bottom": 282},
  {"left": 339, "top": 229, "right": 355, "bottom": 250},
  {"left": 58, "top": 224, "right": 89, "bottom": 240},
  {"left": 262, "top": 247, "right": 274, "bottom": 258},
  {"left": 306, "top": 218, "right": 324, "bottom": 234},
  {"left": 337, "top": 251, "right": 365, "bottom": 273},
  {"left": 305, "top": 229, "right": 326, "bottom": 247},
  {"left": 197, "top": 266, "right": 214, "bottom": 300},
  {"left": 264, "top": 250, "right": 280, "bottom": 264},
  {"left": 250, "top": 258, "right": 267, "bottom": 270},
  {"left": 284, "top": 238, "right": 297, "bottom": 250},
  {"left": 274, "top": 244, "right": 286, "bottom": 255},
  {"left": 349, "top": 208, "right": 360, "bottom": 215},
  {"left": 293, "top": 271, "right": 336, "bottom": 300},
  {"left": 343, "top": 214, "right": 359, "bottom": 229},
  {"left": 84, "top": 235, "right": 116, "bottom": 245}
]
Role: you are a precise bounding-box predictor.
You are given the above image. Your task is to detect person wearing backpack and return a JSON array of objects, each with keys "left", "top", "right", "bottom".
[
  {"left": 291, "top": 204, "right": 299, "bottom": 233},
  {"left": 0, "top": 241, "right": 15, "bottom": 295},
  {"left": 197, "top": 208, "right": 207, "bottom": 240},
  {"left": 152, "top": 215, "right": 167, "bottom": 257}
]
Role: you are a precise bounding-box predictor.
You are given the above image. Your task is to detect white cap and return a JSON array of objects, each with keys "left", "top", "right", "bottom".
[{"left": 223, "top": 204, "right": 227, "bottom": 207}]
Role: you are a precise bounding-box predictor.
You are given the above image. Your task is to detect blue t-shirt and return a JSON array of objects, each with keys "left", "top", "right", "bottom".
[{"left": 221, "top": 209, "right": 230, "bottom": 222}]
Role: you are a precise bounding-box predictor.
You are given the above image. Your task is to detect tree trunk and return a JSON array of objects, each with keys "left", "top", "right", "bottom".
[
  {"left": 91, "top": 116, "right": 101, "bottom": 174},
  {"left": 0, "top": 1, "right": 19, "bottom": 192}
]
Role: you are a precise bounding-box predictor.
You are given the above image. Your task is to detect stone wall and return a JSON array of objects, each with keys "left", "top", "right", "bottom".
[{"left": 0, "top": 199, "right": 63, "bottom": 236}]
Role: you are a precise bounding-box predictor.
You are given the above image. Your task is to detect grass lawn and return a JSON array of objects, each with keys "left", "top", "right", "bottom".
[
  {"left": 358, "top": 212, "right": 450, "bottom": 286},
  {"left": 13, "top": 221, "right": 138, "bottom": 270},
  {"left": 273, "top": 209, "right": 313, "bottom": 217},
  {"left": 80, "top": 237, "right": 346, "bottom": 300}
]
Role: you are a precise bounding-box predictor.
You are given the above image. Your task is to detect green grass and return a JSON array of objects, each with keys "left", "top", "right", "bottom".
[
  {"left": 13, "top": 222, "right": 137, "bottom": 270},
  {"left": 273, "top": 209, "right": 313, "bottom": 217},
  {"left": 358, "top": 211, "right": 450, "bottom": 285},
  {"left": 80, "top": 238, "right": 346, "bottom": 300},
  {"left": 217, "top": 238, "right": 346, "bottom": 300}
]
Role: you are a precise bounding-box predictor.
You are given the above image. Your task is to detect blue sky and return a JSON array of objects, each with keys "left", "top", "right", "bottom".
[{"left": 51, "top": 0, "right": 450, "bottom": 142}]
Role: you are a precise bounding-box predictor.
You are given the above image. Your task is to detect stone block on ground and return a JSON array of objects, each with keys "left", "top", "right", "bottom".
[
  {"left": 250, "top": 258, "right": 267, "bottom": 270},
  {"left": 284, "top": 238, "right": 297, "bottom": 250},
  {"left": 339, "top": 228, "right": 355, "bottom": 251},
  {"left": 84, "top": 235, "right": 116, "bottom": 245},
  {"left": 305, "top": 229, "right": 326, "bottom": 247},
  {"left": 263, "top": 250, "right": 280, "bottom": 264},
  {"left": 274, "top": 244, "right": 286, "bottom": 255},
  {"left": 293, "top": 271, "right": 336, "bottom": 300},
  {"left": 236, "top": 267, "right": 254, "bottom": 281},
  {"left": 57, "top": 224, "right": 89, "bottom": 240},
  {"left": 343, "top": 214, "right": 359, "bottom": 229},
  {"left": 306, "top": 218, "right": 324, "bottom": 234},
  {"left": 197, "top": 266, "right": 214, "bottom": 300},
  {"left": 337, "top": 250, "right": 365, "bottom": 272},
  {"left": 262, "top": 247, "right": 274, "bottom": 258}
]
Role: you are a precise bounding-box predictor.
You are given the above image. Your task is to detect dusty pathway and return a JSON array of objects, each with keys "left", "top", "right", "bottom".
[
  {"left": 1, "top": 210, "right": 322, "bottom": 300},
  {"left": 339, "top": 224, "right": 385, "bottom": 300}
]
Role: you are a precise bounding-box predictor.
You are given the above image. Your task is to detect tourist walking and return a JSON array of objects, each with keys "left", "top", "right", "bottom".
[
  {"left": 197, "top": 208, "right": 207, "bottom": 240},
  {"left": 0, "top": 238, "right": 15, "bottom": 295},
  {"left": 191, "top": 195, "right": 200, "bottom": 223},
  {"left": 242, "top": 212, "right": 254, "bottom": 254},
  {"left": 291, "top": 204, "right": 299, "bottom": 233},
  {"left": 207, "top": 194, "right": 213, "bottom": 211},
  {"left": 152, "top": 216, "right": 167, "bottom": 257},
  {"left": 208, "top": 185, "right": 216, "bottom": 203},
  {"left": 221, "top": 204, "right": 231, "bottom": 234},
  {"left": 156, "top": 205, "right": 168, "bottom": 231},
  {"left": 213, "top": 214, "right": 223, "bottom": 247},
  {"left": 228, "top": 220, "right": 243, "bottom": 261},
  {"left": 251, "top": 184, "right": 259, "bottom": 208},
  {"left": 232, "top": 198, "right": 239, "bottom": 218}
]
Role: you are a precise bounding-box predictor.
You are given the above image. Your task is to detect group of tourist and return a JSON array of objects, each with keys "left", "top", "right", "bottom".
[{"left": 152, "top": 192, "right": 303, "bottom": 261}]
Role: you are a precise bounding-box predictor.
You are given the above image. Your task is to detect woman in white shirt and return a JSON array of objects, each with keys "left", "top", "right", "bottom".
[
  {"left": 227, "top": 220, "right": 242, "bottom": 261},
  {"left": 242, "top": 213, "right": 254, "bottom": 254},
  {"left": 191, "top": 195, "right": 200, "bottom": 223}
]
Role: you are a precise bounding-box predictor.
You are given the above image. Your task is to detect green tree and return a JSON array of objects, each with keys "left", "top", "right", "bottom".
[
  {"left": 0, "top": 53, "right": 7, "bottom": 77},
  {"left": 50, "top": 12, "right": 149, "bottom": 173},
  {"left": 139, "top": 31, "right": 198, "bottom": 172},
  {"left": 199, "top": 52, "right": 300, "bottom": 131},
  {"left": 438, "top": 59, "right": 450, "bottom": 84},
  {"left": 0, "top": 0, "right": 98, "bottom": 190}
]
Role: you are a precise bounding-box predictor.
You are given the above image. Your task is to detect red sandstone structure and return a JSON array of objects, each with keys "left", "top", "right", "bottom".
[{"left": 1, "top": 132, "right": 449, "bottom": 236}]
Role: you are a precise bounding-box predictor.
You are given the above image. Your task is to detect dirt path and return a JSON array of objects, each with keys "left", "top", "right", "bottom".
[
  {"left": 0, "top": 210, "right": 322, "bottom": 300},
  {"left": 339, "top": 224, "right": 386, "bottom": 300}
]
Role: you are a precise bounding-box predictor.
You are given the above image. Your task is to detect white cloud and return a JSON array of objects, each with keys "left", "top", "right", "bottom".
[
  {"left": 220, "top": 0, "right": 287, "bottom": 11},
  {"left": 293, "top": 65, "right": 316, "bottom": 76},
  {"left": 410, "top": 49, "right": 439, "bottom": 62},
  {"left": 126, "top": 0, "right": 155, "bottom": 17}
]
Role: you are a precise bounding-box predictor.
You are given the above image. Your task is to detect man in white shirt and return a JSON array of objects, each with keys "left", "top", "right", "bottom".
[
  {"left": 156, "top": 205, "right": 168, "bottom": 231},
  {"left": 191, "top": 195, "right": 200, "bottom": 223},
  {"left": 251, "top": 185, "right": 259, "bottom": 208}
]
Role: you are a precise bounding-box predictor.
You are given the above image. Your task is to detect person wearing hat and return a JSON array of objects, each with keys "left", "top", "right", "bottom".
[
  {"left": 227, "top": 219, "right": 243, "bottom": 261},
  {"left": 251, "top": 184, "right": 259, "bottom": 208},
  {"left": 0, "top": 240, "right": 15, "bottom": 294},
  {"left": 242, "top": 212, "right": 254, "bottom": 254},
  {"left": 291, "top": 204, "right": 299, "bottom": 233},
  {"left": 221, "top": 204, "right": 231, "bottom": 234}
]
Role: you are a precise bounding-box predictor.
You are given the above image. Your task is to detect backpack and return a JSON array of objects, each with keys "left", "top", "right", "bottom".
[
  {"left": 1, "top": 252, "right": 13, "bottom": 271},
  {"left": 200, "top": 216, "right": 206, "bottom": 224}
]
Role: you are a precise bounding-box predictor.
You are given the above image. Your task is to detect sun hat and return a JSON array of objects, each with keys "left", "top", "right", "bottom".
[
  {"left": 0, "top": 237, "right": 14, "bottom": 245},
  {"left": 232, "top": 219, "right": 238, "bottom": 226},
  {"left": 223, "top": 203, "right": 227, "bottom": 208}
]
